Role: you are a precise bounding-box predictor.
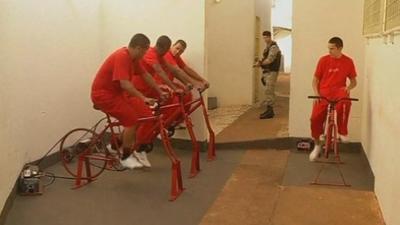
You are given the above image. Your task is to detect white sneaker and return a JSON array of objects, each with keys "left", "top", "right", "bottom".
[
  {"left": 319, "top": 134, "right": 325, "bottom": 141},
  {"left": 120, "top": 154, "right": 144, "bottom": 169},
  {"left": 133, "top": 151, "right": 152, "bottom": 168},
  {"left": 339, "top": 134, "right": 349, "bottom": 143},
  {"left": 309, "top": 145, "right": 321, "bottom": 162}
]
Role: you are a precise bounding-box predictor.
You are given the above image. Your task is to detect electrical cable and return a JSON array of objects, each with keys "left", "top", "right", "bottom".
[
  {"left": 35, "top": 117, "right": 106, "bottom": 166},
  {"left": 30, "top": 117, "right": 108, "bottom": 189}
]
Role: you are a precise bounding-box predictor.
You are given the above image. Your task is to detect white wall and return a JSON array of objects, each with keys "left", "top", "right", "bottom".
[
  {"left": 362, "top": 35, "right": 400, "bottom": 225},
  {"left": 254, "top": 0, "right": 273, "bottom": 103},
  {"left": 0, "top": 0, "right": 103, "bottom": 212},
  {"left": 271, "top": 0, "right": 292, "bottom": 73},
  {"left": 0, "top": 0, "right": 205, "bottom": 213},
  {"left": 289, "top": 0, "right": 365, "bottom": 141},
  {"left": 206, "top": 0, "right": 255, "bottom": 106},
  {"left": 256, "top": 0, "right": 272, "bottom": 32}
]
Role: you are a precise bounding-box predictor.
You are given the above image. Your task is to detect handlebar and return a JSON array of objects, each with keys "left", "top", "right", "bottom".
[
  {"left": 173, "top": 87, "right": 206, "bottom": 95},
  {"left": 308, "top": 96, "right": 359, "bottom": 103}
]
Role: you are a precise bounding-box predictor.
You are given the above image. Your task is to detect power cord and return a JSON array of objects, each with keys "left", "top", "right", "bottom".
[
  {"left": 29, "top": 117, "right": 108, "bottom": 189},
  {"left": 34, "top": 117, "right": 106, "bottom": 166}
]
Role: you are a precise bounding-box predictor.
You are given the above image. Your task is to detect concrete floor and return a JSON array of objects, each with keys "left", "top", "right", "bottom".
[{"left": 4, "top": 73, "right": 385, "bottom": 225}]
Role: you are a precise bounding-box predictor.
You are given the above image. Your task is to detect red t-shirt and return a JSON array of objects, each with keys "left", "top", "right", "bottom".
[
  {"left": 315, "top": 54, "right": 356, "bottom": 96},
  {"left": 91, "top": 47, "right": 144, "bottom": 96},
  {"left": 142, "top": 47, "right": 171, "bottom": 83},
  {"left": 164, "top": 51, "right": 188, "bottom": 81}
]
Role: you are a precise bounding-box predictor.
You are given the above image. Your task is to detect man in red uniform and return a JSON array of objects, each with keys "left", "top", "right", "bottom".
[
  {"left": 142, "top": 36, "right": 194, "bottom": 95},
  {"left": 139, "top": 36, "right": 193, "bottom": 134},
  {"left": 163, "top": 39, "right": 210, "bottom": 128},
  {"left": 130, "top": 36, "right": 184, "bottom": 167},
  {"left": 91, "top": 33, "right": 156, "bottom": 169},
  {"left": 309, "top": 37, "right": 357, "bottom": 161},
  {"left": 165, "top": 39, "right": 210, "bottom": 92}
]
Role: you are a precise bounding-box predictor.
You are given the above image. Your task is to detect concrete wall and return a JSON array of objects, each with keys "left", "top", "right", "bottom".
[
  {"left": 0, "top": 0, "right": 103, "bottom": 212},
  {"left": 254, "top": 0, "right": 273, "bottom": 103},
  {"left": 361, "top": 35, "right": 400, "bottom": 225},
  {"left": 0, "top": 0, "right": 205, "bottom": 213},
  {"left": 289, "top": 0, "right": 365, "bottom": 141},
  {"left": 272, "top": 0, "right": 292, "bottom": 73},
  {"left": 256, "top": 0, "right": 272, "bottom": 32},
  {"left": 205, "top": 0, "right": 256, "bottom": 106}
]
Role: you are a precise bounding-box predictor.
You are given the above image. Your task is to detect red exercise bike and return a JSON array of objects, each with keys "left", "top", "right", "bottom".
[
  {"left": 59, "top": 89, "right": 216, "bottom": 201},
  {"left": 308, "top": 95, "right": 358, "bottom": 186},
  {"left": 59, "top": 102, "right": 184, "bottom": 201}
]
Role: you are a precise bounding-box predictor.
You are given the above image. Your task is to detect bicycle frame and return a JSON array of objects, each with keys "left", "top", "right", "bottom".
[
  {"left": 324, "top": 102, "right": 339, "bottom": 160},
  {"left": 133, "top": 90, "right": 216, "bottom": 178},
  {"left": 65, "top": 90, "right": 215, "bottom": 201},
  {"left": 72, "top": 106, "right": 184, "bottom": 201},
  {"left": 308, "top": 95, "right": 358, "bottom": 187},
  {"left": 172, "top": 90, "right": 216, "bottom": 177}
]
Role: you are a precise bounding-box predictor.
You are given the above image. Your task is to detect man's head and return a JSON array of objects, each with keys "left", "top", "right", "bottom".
[
  {"left": 128, "top": 33, "right": 150, "bottom": 59},
  {"left": 262, "top": 30, "right": 272, "bottom": 44},
  {"left": 156, "top": 35, "right": 172, "bottom": 56},
  {"left": 328, "top": 37, "right": 343, "bottom": 58},
  {"left": 171, "top": 40, "right": 187, "bottom": 56}
]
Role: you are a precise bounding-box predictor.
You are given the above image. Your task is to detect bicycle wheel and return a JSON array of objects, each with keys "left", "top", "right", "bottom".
[
  {"left": 92, "top": 117, "right": 108, "bottom": 133},
  {"left": 59, "top": 128, "right": 107, "bottom": 178}
]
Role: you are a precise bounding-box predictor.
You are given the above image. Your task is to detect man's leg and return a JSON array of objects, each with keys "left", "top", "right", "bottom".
[
  {"left": 260, "top": 71, "right": 278, "bottom": 119},
  {"left": 309, "top": 100, "right": 328, "bottom": 161},
  {"left": 96, "top": 95, "right": 144, "bottom": 169},
  {"left": 331, "top": 88, "right": 351, "bottom": 142},
  {"left": 336, "top": 100, "right": 351, "bottom": 142},
  {"left": 126, "top": 96, "right": 156, "bottom": 168},
  {"left": 121, "top": 125, "right": 137, "bottom": 157},
  {"left": 136, "top": 87, "right": 174, "bottom": 142}
]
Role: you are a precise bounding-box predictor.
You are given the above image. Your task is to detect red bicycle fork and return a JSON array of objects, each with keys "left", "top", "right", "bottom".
[
  {"left": 167, "top": 92, "right": 216, "bottom": 177},
  {"left": 181, "top": 92, "right": 216, "bottom": 161}
]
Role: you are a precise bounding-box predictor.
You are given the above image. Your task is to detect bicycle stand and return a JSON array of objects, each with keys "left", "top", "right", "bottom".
[
  {"left": 180, "top": 91, "right": 216, "bottom": 161},
  {"left": 73, "top": 153, "right": 116, "bottom": 189},
  {"left": 160, "top": 90, "right": 216, "bottom": 178},
  {"left": 310, "top": 158, "right": 350, "bottom": 187},
  {"left": 308, "top": 95, "right": 358, "bottom": 188}
]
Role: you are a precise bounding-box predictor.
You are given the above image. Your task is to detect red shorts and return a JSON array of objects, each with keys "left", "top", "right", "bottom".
[
  {"left": 310, "top": 88, "right": 351, "bottom": 139},
  {"left": 91, "top": 91, "right": 150, "bottom": 127}
]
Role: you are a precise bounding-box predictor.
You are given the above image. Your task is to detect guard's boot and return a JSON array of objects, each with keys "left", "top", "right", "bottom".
[{"left": 259, "top": 105, "right": 275, "bottom": 119}]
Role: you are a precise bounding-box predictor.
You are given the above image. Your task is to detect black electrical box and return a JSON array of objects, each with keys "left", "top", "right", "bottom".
[{"left": 18, "top": 165, "right": 43, "bottom": 195}]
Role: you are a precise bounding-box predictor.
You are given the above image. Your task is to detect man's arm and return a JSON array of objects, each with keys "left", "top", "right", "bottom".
[
  {"left": 120, "top": 80, "right": 154, "bottom": 104},
  {"left": 346, "top": 78, "right": 357, "bottom": 93},
  {"left": 141, "top": 72, "right": 169, "bottom": 99},
  {"left": 165, "top": 63, "right": 196, "bottom": 90},
  {"left": 312, "top": 76, "right": 320, "bottom": 96},
  {"left": 152, "top": 63, "right": 179, "bottom": 91},
  {"left": 182, "top": 66, "right": 204, "bottom": 82},
  {"left": 261, "top": 45, "right": 279, "bottom": 66},
  {"left": 183, "top": 66, "right": 210, "bottom": 87}
]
